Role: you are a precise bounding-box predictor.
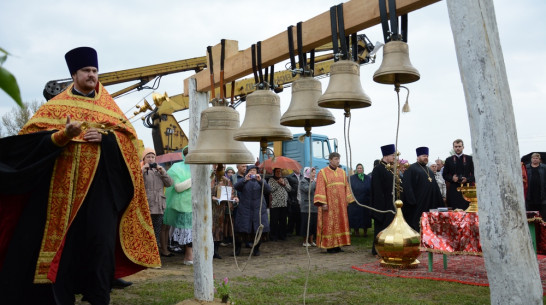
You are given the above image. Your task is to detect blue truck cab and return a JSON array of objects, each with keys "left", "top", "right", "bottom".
[{"left": 262, "top": 133, "right": 346, "bottom": 174}]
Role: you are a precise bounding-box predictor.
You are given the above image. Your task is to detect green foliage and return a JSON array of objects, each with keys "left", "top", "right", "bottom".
[
  {"left": 0, "top": 48, "right": 23, "bottom": 107},
  {"left": 109, "top": 278, "right": 194, "bottom": 305},
  {"left": 215, "top": 276, "right": 232, "bottom": 300},
  {"left": 108, "top": 269, "right": 493, "bottom": 305},
  {"left": 226, "top": 271, "right": 491, "bottom": 305}
]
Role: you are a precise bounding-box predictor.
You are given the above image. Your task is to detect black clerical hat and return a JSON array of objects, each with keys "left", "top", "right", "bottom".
[
  {"left": 416, "top": 146, "right": 429, "bottom": 156},
  {"left": 381, "top": 144, "right": 395, "bottom": 156},
  {"left": 65, "top": 47, "right": 98, "bottom": 75}
]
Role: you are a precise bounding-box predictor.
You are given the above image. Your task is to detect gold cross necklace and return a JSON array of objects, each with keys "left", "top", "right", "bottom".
[{"left": 418, "top": 163, "right": 433, "bottom": 182}]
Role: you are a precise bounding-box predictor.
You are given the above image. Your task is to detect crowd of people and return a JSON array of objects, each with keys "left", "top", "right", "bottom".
[{"left": 152, "top": 138, "right": 545, "bottom": 263}]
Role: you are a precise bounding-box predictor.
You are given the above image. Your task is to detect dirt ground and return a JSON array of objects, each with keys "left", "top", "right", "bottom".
[
  {"left": 126, "top": 234, "right": 376, "bottom": 283},
  {"left": 121, "top": 234, "right": 377, "bottom": 304}
]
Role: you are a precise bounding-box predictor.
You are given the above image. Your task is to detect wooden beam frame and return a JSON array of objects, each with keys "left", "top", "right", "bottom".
[{"left": 189, "top": 0, "right": 440, "bottom": 92}]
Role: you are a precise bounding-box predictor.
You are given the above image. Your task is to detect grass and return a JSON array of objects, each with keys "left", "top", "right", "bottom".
[
  {"left": 109, "top": 232, "right": 499, "bottom": 305},
  {"left": 109, "top": 268, "right": 491, "bottom": 305},
  {"left": 228, "top": 271, "right": 490, "bottom": 305}
]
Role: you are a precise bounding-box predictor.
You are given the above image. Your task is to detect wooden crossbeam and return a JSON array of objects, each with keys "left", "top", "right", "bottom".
[{"left": 188, "top": 0, "right": 440, "bottom": 93}]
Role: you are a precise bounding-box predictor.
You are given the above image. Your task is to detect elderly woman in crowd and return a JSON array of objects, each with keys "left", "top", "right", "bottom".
[
  {"left": 348, "top": 163, "right": 371, "bottom": 237},
  {"left": 142, "top": 147, "right": 173, "bottom": 257},
  {"left": 211, "top": 164, "right": 235, "bottom": 259},
  {"left": 164, "top": 147, "right": 194, "bottom": 265},
  {"left": 300, "top": 167, "right": 317, "bottom": 246},
  {"left": 233, "top": 165, "right": 271, "bottom": 256},
  {"left": 268, "top": 168, "right": 292, "bottom": 242},
  {"left": 430, "top": 163, "right": 447, "bottom": 205}
]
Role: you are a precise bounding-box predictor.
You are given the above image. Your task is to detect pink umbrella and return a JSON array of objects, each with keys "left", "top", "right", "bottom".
[
  {"left": 155, "top": 152, "right": 183, "bottom": 163},
  {"left": 259, "top": 156, "right": 302, "bottom": 173}
]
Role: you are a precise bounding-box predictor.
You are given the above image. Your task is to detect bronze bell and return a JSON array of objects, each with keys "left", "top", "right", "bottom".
[
  {"left": 234, "top": 89, "right": 292, "bottom": 142},
  {"left": 317, "top": 60, "right": 372, "bottom": 110},
  {"left": 184, "top": 103, "right": 255, "bottom": 164},
  {"left": 375, "top": 200, "right": 421, "bottom": 269},
  {"left": 373, "top": 41, "right": 420, "bottom": 85},
  {"left": 280, "top": 76, "right": 335, "bottom": 128}
]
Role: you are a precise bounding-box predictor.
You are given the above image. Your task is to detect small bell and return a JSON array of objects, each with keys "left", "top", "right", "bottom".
[
  {"left": 402, "top": 100, "right": 410, "bottom": 113},
  {"left": 280, "top": 76, "right": 335, "bottom": 128},
  {"left": 373, "top": 41, "right": 420, "bottom": 85},
  {"left": 234, "top": 89, "right": 292, "bottom": 143},
  {"left": 317, "top": 60, "right": 371, "bottom": 110},
  {"left": 375, "top": 200, "right": 421, "bottom": 269},
  {"left": 185, "top": 102, "right": 255, "bottom": 164}
]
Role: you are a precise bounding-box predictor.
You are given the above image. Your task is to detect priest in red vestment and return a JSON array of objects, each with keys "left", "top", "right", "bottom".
[
  {"left": 314, "top": 152, "right": 355, "bottom": 253},
  {"left": 0, "top": 47, "right": 160, "bottom": 305}
]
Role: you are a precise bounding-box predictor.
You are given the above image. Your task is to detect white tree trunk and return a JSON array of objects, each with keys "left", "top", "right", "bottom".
[
  {"left": 188, "top": 78, "right": 214, "bottom": 301},
  {"left": 446, "top": 1, "right": 542, "bottom": 303}
]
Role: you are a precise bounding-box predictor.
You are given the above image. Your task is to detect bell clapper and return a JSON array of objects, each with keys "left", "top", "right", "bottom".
[
  {"left": 343, "top": 105, "right": 351, "bottom": 118},
  {"left": 260, "top": 139, "right": 269, "bottom": 155},
  {"left": 304, "top": 125, "right": 312, "bottom": 138}
]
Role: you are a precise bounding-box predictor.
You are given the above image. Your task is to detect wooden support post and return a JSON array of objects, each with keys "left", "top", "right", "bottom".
[
  {"left": 188, "top": 77, "right": 214, "bottom": 301},
  {"left": 447, "top": 0, "right": 542, "bottom": 303},
  {"left": 188, "top": 0, "right": 440, "bottom": 93}
]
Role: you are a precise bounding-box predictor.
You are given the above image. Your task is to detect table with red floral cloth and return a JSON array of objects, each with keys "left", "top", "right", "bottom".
[
  {"left": 421, "top": 211, "right": 544, "bottom": 255},
  {"left": 420, "top": 211, "right": 545, "bottom": 271},
  {"left": 420, "top": 212, "right": 482, "bottom": 255}
]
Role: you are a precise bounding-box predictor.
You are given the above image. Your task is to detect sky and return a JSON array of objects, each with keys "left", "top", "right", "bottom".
[{"left": 1, "top": 0, "right": 545, "bottom": 172}]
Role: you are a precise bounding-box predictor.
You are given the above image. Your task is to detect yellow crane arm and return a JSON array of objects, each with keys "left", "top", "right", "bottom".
[{"left": 42, "top": 56, "right": 207, "bottom": 100}]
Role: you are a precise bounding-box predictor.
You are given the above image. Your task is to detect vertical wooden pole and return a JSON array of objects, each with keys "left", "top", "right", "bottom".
[
  {"left": 446, "top": 0, "right": 542, "bottom": 303},
  {"left": 188, "top": 77, "right": 214, "bottom": 301}
]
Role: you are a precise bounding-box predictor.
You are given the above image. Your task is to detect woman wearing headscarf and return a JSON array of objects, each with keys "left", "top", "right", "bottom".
[
  {"left": 348, "top": 163, "right": 372, "bottom": 237},
  {"left": 233, "top": 165, "right": 271, "bottom": 256},
  {"left": 210, "top": 164, "right": 233, "bottom": 259},
  {"left": 164, "top": 147, "right": 194, "bottom": 265},
  {"left": 300, "top": 167, "right": 317, "bottom": 246},
  {"left": 268, "top": 168, "right": 292, "bottom": 242},
  {"left": 142, "top": 148, "right": 173, "bottom": 256}
]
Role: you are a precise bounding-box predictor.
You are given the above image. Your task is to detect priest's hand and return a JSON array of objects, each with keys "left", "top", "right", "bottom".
[
  {"left": 84, "top": 128, "right": 102, "bottom": 143},
  {"left": 321, "top": 204, "right": 328, "bottom": 211},
  {"left": 65, "top": 115, "right": 82, "bottom": 138}
]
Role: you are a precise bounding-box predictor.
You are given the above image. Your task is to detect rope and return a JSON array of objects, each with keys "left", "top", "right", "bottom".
[
  {"left": 123, "top": 91, "right": 153, "bottom": 116},
  {"left": 302, "top": 131, "right": 314, "bottom": 305},
  {"left": 392, "top": 86, "right": 401, "bottom": 206},
  {"left": 228, "top": 150, "right": 268, "bottom": 273},
  {"left": 343, "top": 113, "right": 396, "bottom": 215}
]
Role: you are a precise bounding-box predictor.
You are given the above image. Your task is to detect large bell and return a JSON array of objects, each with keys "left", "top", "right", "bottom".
[
  {"left": 280, "top": 76, "right": 335, "bottom": 127},
  {"left": 317, "top": 60, "right": 371, "bottom": 110},
  {"left": 234, "top": 89, "right": 292, "bottom": 142},
  {"left": 184, "top": 103, "right": 255, "bottom": 164},
  {"left": 373, "top": 40, "right": 420, "bottom": 85}
]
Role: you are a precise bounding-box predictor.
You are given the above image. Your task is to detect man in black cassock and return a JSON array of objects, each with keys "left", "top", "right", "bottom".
[
  {"left": 402, "top": 147, "right": 444, "bottom": 231},
  {"left": 443, "top": 139, "right": 475, "bottom": 210},
  {"left": 371, "top": 144, "right": 397, "bottom": 256}
]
